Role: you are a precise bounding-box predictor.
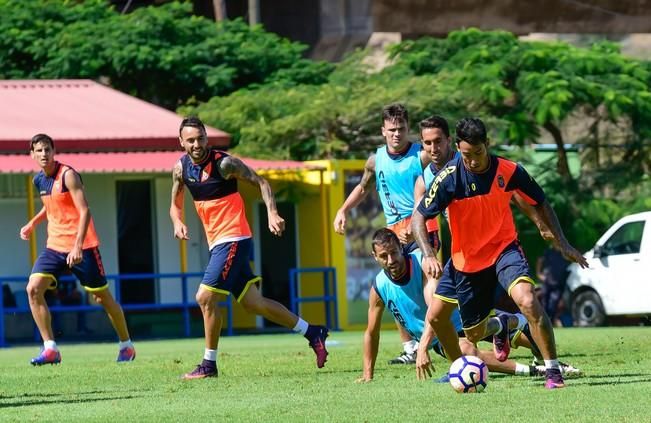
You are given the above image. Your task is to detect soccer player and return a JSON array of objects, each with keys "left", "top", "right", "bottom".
[
  {"left": 334, "top": 103, "right": 432, "bottom": 365},
  {"left": 413, "top": 115, "right": 555, "bottom": 250},
  {"left": 170, "top": 116, "right": 329, "bottom": 379},
  {"left": 19, "top": 134, "right": 135, "bottom": 365},
  {"left": 412, "top": 117, "right": 588, "bottom": 389},
  {"left": 413, "top": 115, "right": 559, "bottom": 357},
  {"left": 358, "top": 229, "right": 575, "bottom": 382}
]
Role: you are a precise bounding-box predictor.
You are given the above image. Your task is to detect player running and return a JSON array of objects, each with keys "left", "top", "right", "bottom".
[
  {"left": 170, "top": 117, "right": 328, "bottom": 379},
  {"left": 412, "top": 117, "right": 588, "bottom": 389},
  {"left": 20, "top": 134, "right": 135, "bottom": 365}
]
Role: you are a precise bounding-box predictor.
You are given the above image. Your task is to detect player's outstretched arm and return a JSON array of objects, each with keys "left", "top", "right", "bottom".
[
  {"left": 220, "top": 155, "right": 285, "bottom": 236},
  {"left": 358, "top": 287, "right": 384, "bottom": 383},
  {"left": 416, "top": 273, "right": 437, "bottom": 380},
  {"left": 334, "top": 154, "right": 376, "bottom": 235},
  {"left": 412, "top": 211, "right": 442, "bottom": 279},
  {"left": 65, "top": 169, "right": 92, "bottom": 267},
  {"left": 512, "top": 193, "right": 553, "bottom": 242},
  {"left": 169, "top": 161, "right": 189, "bottom": 240},
  {"left": 535, "top": 200, "right": 588, "bottom": 268},
  {"left": 19, "top": 206, "right": 47, "bottom": 240}
]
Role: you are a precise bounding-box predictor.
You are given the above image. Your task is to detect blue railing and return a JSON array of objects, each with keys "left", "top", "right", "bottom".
[
  {"left": 0, "top": 272, "right": 233, "bottom": 348},
  {"left": 289, "top": 267, "right": 339, "bottom": 330}
]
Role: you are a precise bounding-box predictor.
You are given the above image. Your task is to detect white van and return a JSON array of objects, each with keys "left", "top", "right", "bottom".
[{"left": 567, "top": 211, "right": 651, "bottom": 326}]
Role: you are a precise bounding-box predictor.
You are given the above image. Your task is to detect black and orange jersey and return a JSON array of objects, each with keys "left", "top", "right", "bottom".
[
  {"left": 33, "top": 162, "right": 100, "bottom": 253},
  {"left": 417, "top": 154, "right": 545, "bottom": 272},
  {"left": 180, "top": 150, "right": 252, "bottom": 249}
]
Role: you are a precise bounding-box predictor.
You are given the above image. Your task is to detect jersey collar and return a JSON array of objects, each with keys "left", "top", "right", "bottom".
[{"left": 384, "top": 254, "right": 412, "bottom": 286}]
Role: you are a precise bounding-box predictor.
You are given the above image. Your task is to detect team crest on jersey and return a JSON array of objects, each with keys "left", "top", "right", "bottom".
[
  {"left": 201, "top": 163, "right": 212, "bottom": 182},
  {"left": 497, "top": 175, "right": 505, "bottom": 188}
]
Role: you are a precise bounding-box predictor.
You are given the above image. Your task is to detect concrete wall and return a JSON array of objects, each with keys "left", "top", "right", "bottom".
[{"left": 373, "top": 0, "right": 651, "bottom": 36}]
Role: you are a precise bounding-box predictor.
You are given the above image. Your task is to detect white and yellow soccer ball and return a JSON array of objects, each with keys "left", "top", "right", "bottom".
[{"left": 448, "top": 355, "right": 489, "bottom": 393}]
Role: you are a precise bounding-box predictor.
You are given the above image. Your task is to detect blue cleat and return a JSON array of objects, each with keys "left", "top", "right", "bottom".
[
  {"left": 434, "top": 373, "right": 450, "bottom": 383},
  {"left": 30, "top": 348, "right": 61, "bottom": 366},
  {"left": 117, "top": 346, "right": 136, "bottom": 362}
]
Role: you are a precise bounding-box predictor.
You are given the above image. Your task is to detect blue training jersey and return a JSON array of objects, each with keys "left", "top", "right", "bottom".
[
  {"left": 373, "top": 250, "right": 463, "bottom": 349},
  {"left": 375, "top": 143, "right": 423, "bottom": 226}
]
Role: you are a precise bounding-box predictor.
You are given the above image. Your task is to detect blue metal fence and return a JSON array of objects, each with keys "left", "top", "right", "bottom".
[
  {"left": 2, "top": 267, "right": 339, "bottom": 348},
  {"left": 0, "top": 272, "right": 233, "bottom": 348},
  {"left": 289, "top": 267, "right": 339, "bottom": 330}
]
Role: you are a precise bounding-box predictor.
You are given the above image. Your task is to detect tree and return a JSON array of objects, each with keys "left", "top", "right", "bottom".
[
  {"left": 182, "top": 28, "right": 651, "bottom": 249},
  {"left": 0, "top": 0, "right": 333, "bottom": 108}
]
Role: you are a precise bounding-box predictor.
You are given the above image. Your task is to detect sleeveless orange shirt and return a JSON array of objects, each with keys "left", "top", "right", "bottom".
[{"left": 33, "top": 162, "right": 100, "bottom": 252}]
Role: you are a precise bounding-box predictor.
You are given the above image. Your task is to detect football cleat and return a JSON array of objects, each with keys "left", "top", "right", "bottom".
[
  {"left": 306, "top": 325, "right": 329, "bottom": 368},
  {"left": 388, "top": 351, "right": 417, "bottom": 365},
  {"left": 534, "top": 361, "right": 582, "bottom": 378},
  {"left": 434, "top": 373, "right": 450, "bottom": 383},
  {"left": 544, "top": 368, "right": 565, "bottom": 389},
  {"left": 117, "top": 346, "right": 136, "bottom": 362},
  {"left": 30, "top": 348, "right": 61, "bottom": 366},
  {"left": 182, "top": 360, "right": 218, "bottom": 380},
  {"left": 492, "top": 314, "right": 511, "bottom": 362}
]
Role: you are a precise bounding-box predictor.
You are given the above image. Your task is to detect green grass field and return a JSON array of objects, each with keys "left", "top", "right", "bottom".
[{"left": 1, "top": 327, "right": 650, "bottom": 422}]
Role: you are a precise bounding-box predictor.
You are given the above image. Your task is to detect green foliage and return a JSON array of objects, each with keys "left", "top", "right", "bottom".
[
  {"left": 0, "top": 0, "right": 332, "bottom": 108},
  {"left": 182, "top": 28, "right": 650, "bottom": 248}
]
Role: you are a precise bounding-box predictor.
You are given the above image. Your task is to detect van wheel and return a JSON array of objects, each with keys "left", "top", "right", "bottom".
[{"left": 572, "top": 291, "right": 606, "bottom": 327}]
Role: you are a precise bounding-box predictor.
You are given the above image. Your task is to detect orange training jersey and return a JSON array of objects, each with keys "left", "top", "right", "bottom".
[
  {"left": 33, "top": 162, "right": 100, "bottom": 253},
  {"left": 417, "top": 155, "right": 545, "bottom": 272},
  {"left": 180, "top": 150, "right": 252, "bottom": 249}
]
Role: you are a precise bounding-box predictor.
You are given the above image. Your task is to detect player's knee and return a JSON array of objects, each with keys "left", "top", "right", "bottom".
[
  {"left": 516, "top": 293, "right": 539, "bottom": 316},
  {"left": 26, "top": 280, "right": 45, "bottom": 299},
  {"left": 195, "top": 290, "right": 212, "bottom": 307},
  {"left": 459, "top": 339, "right": 478, "bottom": 356},
  {"left": 92, "top": 292, "right": 106, "bottom": 305}
]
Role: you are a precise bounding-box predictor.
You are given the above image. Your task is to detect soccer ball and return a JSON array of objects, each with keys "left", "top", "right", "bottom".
[{"left": 448, "top": 355, "right": 489, "bottom": 393}]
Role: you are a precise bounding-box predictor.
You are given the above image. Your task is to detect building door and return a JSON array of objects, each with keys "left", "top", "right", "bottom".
[
  {"left": 258, "top": 202, "right": 297, "bottom": 327},
  {"left": 116, "top": 180, "right": 156, "bottom": 304}
]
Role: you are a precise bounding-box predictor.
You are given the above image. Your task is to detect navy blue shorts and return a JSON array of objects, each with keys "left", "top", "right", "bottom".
[
  {"left": 434, "top": 259, "right": 458, "bottom": 304},
  {"left": 454, "top": 241, "right": 535, "bottom": 330},
  {"left": 201, "top": 238, "right": 260, "bottom": 302},
  {"left": 31, "top": 247, "right": 108, "bottom": 291}
]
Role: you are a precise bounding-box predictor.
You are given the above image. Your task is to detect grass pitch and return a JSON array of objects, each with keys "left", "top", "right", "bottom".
[{"left": 1, "top": 327, "right": 650, "bottom": 422}]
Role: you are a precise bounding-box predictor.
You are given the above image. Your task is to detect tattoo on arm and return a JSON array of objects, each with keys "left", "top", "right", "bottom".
[
  {"left": 220, "top": 156, "right": 277, "bottom": 211},
  {"left": 358, "top": 155, "right": 376, "bottom": 194},
  {"left": 412, "top": 212, "right": 435, "bottom": 257},
  {"left": 171, "top": 162, "right": 185, "bottom": 206},
  {"left": 536, "top": 201, "right": 567, "bottom": 244}
]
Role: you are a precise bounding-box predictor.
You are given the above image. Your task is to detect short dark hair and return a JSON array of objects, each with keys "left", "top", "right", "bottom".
[
  {"left": 455, "top": 117, "right": 487, "bottom": 145},
  {"left": 30, "top": 133, "right": 54, "bottom": 151},
  {"left": 179, "top": 116, "right": 207, "bottom": 137},
  {"left": 419, "top": 115, "right": 450, "bottom": 137},
  {"left": 371, "top": 228, "right": 400, "bottom": 252},
  {"left": 382, "top": 103, "right": 409, "bottom": 125}
]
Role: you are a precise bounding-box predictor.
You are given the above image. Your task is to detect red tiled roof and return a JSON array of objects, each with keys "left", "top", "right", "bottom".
[
  {"left": 0, "top": 79, "right": 230, "bottom": 153},
  {"left": 0, "top": 151, "right": 321, "bottom": 174}
]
